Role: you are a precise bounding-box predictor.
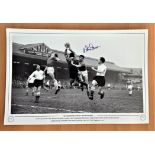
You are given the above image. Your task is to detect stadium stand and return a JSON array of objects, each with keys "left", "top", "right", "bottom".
[{"left": 12, "top": 42, "right": 142, "bottom": 89}]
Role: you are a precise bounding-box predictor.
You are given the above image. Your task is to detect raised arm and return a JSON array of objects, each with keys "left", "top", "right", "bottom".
[
  {"left": 64, "top": 48, "right": 68, "bottom": 58},
  {"left": 47, "top": 52, "right": 55, "bottom": 60},
  {"left": 64, "top": 44, "right": 76, "bottom": 59}
]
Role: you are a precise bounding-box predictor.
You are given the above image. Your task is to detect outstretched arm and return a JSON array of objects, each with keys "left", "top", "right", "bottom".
[{"left": 47, "top": 52, "right": 55, "bottom": 60}]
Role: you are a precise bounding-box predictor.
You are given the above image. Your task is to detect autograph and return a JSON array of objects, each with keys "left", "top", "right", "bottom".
[{"left": 83, "top": 43, "right": 100, "bottom": 53}]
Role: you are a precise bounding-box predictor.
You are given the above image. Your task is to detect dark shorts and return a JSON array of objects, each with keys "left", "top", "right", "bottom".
[
  {"left": 69, "top": 66, "right": 78, "bottom": 79},
  {"left": 28, "top": 83, "right": 34, "bottom": 88},
  {"left": 34, "top": 79, "right": 43, "bottom": 88},
  {"left": 93, "top": 76, "right": 105, "bottom": 87}
]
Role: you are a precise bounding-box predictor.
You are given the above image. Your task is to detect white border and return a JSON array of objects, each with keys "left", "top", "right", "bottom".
[{"left": 4, "top": 28, "right": 149, "bottom": 125}]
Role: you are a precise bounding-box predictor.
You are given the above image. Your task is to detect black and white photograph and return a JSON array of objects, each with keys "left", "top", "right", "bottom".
[{"left": 4, "top": 29, "right": 149, "bottom": 124}]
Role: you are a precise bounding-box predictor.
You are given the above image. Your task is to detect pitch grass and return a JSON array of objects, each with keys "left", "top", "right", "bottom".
[{"left": 11, "top": 88, "right": 143, "bottom": 114}]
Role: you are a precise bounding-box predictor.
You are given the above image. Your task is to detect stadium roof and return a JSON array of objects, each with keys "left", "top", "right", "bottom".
[
  {"left": 19, "top": 43, "right": 51, "bottom": 50},
  {"left": 12, "top": 42, "right": 130, "bottom": 73}
]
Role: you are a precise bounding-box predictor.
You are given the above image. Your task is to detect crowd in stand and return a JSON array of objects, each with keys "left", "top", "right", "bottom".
[
  {"left": 12, "top": 74, "right": 27, "bottom": 88},
  {"left": 12, "top": 73, "right": 142, "bottom": 90}
]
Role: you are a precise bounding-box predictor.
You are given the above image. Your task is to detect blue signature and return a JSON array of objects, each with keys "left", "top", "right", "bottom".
[{"left": 83, "top": 43, "right": 100, "bottom": 53}]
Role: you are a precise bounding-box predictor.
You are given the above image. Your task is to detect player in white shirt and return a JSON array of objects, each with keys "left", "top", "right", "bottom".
[
  {"left": 126, "top": 79, "right": 133, "bottom": 96},
  {"left": 88, "top": 57, "right": 107, "bottom": 100},
  {"left": 29, "top": 65, "right": 45, "bottom": 103},
  {"left": 26, "top": 76, "right": 35, "bottom": 96},
  {"left": 44, "top": 52, "right": 61, "bottom": 94}
]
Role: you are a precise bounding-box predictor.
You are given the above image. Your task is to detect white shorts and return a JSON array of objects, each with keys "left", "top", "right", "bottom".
[{"left": 47, "top": 67, "right": 54, "bottom": 75}]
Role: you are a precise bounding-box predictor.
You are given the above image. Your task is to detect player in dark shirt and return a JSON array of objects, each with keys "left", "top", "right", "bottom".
[
  {"left": 64, "top": 43, "right": 80, "bottom": 88},
  {"left": 71, "top": 55, "right": 89, "bottom": 93}
]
